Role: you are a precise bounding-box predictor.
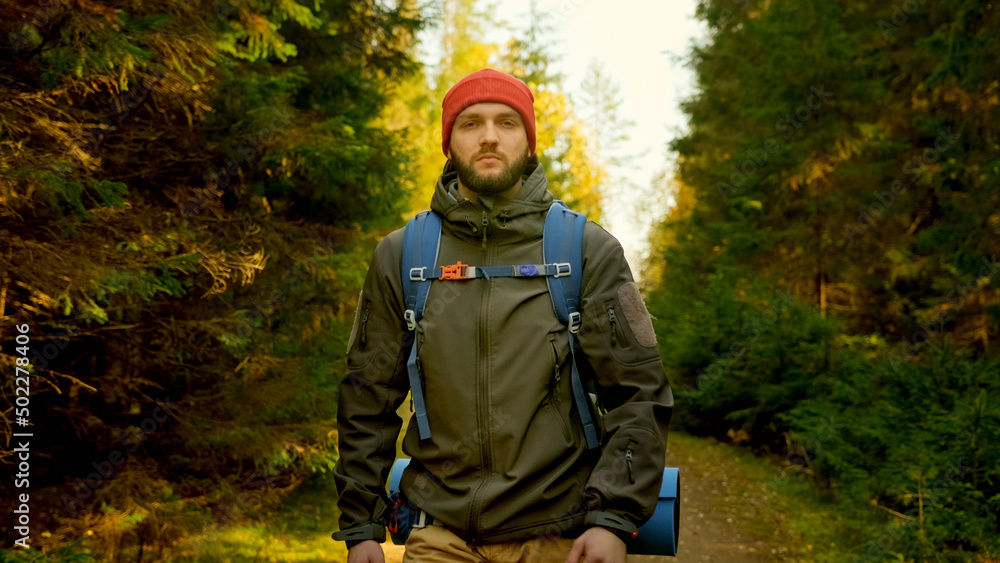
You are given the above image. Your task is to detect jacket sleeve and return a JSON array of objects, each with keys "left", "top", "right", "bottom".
[
  {"left": 332, "top": 232, "right": 410, "bottom": 545},
  {"left": 576, "top": 222, "right": 674, "bottom": 530}
]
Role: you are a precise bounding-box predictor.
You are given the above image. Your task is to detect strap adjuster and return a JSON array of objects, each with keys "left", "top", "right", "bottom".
[
  {"left": 409, "top": 267, "right": 428, "bottom": 281},
  {"left": 554, "top": 263, "right": 572, "bottom": 278},
  {"left": 404, "top": 309, "right": 417, "bottom": 331},
  {"left": 568, "top": 311, "right": 582, "bottom": 333},
  {"left": 412, "top": 509, "right": 432, "bottom": 528},
  {"left": 584, "top": 510, "right": 638, "bottom": 541},
  {"left": 439, "top": 261, "right": 470, "bottom": 280}
]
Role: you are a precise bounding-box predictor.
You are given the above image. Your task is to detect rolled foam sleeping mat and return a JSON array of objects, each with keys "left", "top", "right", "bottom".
[
  {"left": 388, "top": 458, "right": 680, "bottom": 556},
  {"left": 631, "top": 466, "right": 679, "bottom": 556}
]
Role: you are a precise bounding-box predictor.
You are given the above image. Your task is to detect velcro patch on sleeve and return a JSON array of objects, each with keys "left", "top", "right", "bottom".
[{"left": 617, "top": 282, "right": 657, "bottom": 348}]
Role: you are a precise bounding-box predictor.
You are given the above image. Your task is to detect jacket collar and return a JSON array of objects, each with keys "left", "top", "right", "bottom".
[{"left": 430, "top": 154, "right": 554, "bottom": 243}]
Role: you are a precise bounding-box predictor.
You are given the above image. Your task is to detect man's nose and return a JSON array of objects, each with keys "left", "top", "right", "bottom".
[{"left": 480, "top": 121, "right": 500, "bottom": 145}]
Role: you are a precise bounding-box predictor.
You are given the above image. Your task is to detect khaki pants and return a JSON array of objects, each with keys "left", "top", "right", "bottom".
[{"left": 402, "top": 524, "right": 577, "bottom": 563}]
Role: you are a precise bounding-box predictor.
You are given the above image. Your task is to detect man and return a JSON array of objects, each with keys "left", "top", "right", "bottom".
[{"left": 333, "top": 68, "right": 673, "bottom": 563}]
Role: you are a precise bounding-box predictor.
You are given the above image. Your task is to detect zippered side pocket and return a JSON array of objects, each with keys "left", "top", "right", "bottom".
[
  {"left": 346, "top": 291, "right": 367, "bottom": 354},
  {"left": 359, "top": 307, "right": 371, "bottom": 348},
  {"left": 549, "top": 334, "right": 562, "bottom": 405},
  {"left": 605, "top": 298, "right": 629, "bottom": 349},
  {"left": 547, "top": 333, "right": 571, "bottom": 444},
  {"left": 624, "top": 440, "right": 636, "bottom": 484}
]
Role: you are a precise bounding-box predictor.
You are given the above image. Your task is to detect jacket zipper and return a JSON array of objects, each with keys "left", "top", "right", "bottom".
[
  {"left": 480, "top": 211, "right": 488, "bottom": 252},
  {"left": 469, "top": 210, "right": 492, "bottom": 544},
  {"left": 625, "top": 445, "right": 635, "bottom": 484}
]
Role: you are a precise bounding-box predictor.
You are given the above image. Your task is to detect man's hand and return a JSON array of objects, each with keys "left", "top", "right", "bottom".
[
  {"left": 565, "top": 526, "right": 626, "bottom": 563},
  {"left": 347, "top": 540, "right": 385, "bottom": 563}
]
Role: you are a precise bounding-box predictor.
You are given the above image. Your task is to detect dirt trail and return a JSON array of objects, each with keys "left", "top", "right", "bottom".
[
  {"left": 633, "top": 439, "right": 777, "bottom": 563},
  {"left": 380, "top": 435, "right": 780, "bottom": 563}
]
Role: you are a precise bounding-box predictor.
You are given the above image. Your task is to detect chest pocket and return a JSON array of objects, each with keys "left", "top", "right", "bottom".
[
  {"left": 598, "top": 282, "right": 659, "bottom": 365},
  {"left": 346, "top": 292, "right": 401, "bottom": 373}
]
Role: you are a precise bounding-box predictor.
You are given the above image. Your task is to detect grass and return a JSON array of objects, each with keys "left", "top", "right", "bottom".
[{"left": 168, "top": 473, "right": 350, "bottom": 563}]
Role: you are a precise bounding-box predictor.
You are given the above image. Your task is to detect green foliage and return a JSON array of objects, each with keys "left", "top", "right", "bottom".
[
  {"left": 260, "top": 117, "right": 409, "bottom": 225},
  {"left": 0, "top": 540, "right": 96, "bottom": 562},
  {"left": 784, "top": 343, "right": 1000, "bottom": 559},
  {"left": 39, "top": 13, "right": 157, "bottom": 88},
  {"left": 21, "top": 172, "right": 128, "bottom": 235},
  {"left": 1, "top": 0, "right": 426, "bottom": 558},
  {"left": 93, "top": 266, "right": 192, "bottom": 303},
  {"left": 650, "top": 268, "right": 837, "bottom": 442},
  {"left": 215, "top": 0, "right": 323, "bottom": 62},
  {"left": 646, "top": 0, "right": 1000, "bottom": 559}
]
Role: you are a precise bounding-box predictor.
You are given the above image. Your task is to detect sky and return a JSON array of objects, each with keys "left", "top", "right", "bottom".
[{"left": 416, "top": 0, "right": 706, "bottom": 280}]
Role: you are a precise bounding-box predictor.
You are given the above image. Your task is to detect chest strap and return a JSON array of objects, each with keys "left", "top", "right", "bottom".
[{"left": 409, "top": 262, "right": 572, "bottom": 281}]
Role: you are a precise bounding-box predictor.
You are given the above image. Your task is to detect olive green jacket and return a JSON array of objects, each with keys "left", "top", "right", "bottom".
[{"left": 333, "top": 155, "right": 673, "bottom": 545}]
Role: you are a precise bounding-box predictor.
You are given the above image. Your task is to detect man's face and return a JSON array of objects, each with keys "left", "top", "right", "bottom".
[{"left": 448, "top": 102, "right": 531, "bottom": 196}]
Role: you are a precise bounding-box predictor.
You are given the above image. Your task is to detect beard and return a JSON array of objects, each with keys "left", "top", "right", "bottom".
[{"left": 452, "top": 150, "right": 530, "bottom": 196}]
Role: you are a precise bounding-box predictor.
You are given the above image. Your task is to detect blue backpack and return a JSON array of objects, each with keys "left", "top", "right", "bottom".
[
  {"left": 400, "top": 200, "right": 599, "bottom": 450},
  {"left": 395, "top": 200, "right": 679, "bottom": 556}
]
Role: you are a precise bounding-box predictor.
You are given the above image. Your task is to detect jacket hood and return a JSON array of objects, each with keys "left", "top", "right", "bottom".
[{"left": 430, "top": 154, "right": 553, "bottom": 243}]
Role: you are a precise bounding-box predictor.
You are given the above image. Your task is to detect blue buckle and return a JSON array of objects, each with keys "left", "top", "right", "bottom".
[
  {"left": 554, "top": 263, "right": 572, "bottom": 278},
  {"left": 409, "top": 267, "right": 428, "bottom": 282}
]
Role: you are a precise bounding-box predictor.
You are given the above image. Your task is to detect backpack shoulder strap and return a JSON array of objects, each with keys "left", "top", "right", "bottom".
[
  {"left": 400, "top": 210, "right": 441, "bottom": 440},
  {"left": 543, "top": 201, "right": 599, "bottom": 450},
  {"left": 543, "top": 200, "right": 586, "bottom": 331}
]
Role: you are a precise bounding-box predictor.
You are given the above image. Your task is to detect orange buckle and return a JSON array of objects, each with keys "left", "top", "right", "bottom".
[{"left": 440, "top": 261, "right": 470, "bottom": 280}]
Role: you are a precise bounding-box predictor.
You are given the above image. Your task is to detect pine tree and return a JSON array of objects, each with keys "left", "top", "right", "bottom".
[
  {"left": 577, "top": 58, "right": 637, "bottom": 171},
  {"left": 496, "top": 0, "right": 606, "bottom": 219},
  {"left": 0, "top": 0, "right": 426, "bottom": 558},
  {"left": 644, "top": 0, "right": 1000, "bottom": 558}
]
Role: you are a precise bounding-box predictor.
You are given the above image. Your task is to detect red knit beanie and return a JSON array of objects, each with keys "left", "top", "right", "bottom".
[{"left": 441, "top": 68, "right": 536, "bottom": 157}]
